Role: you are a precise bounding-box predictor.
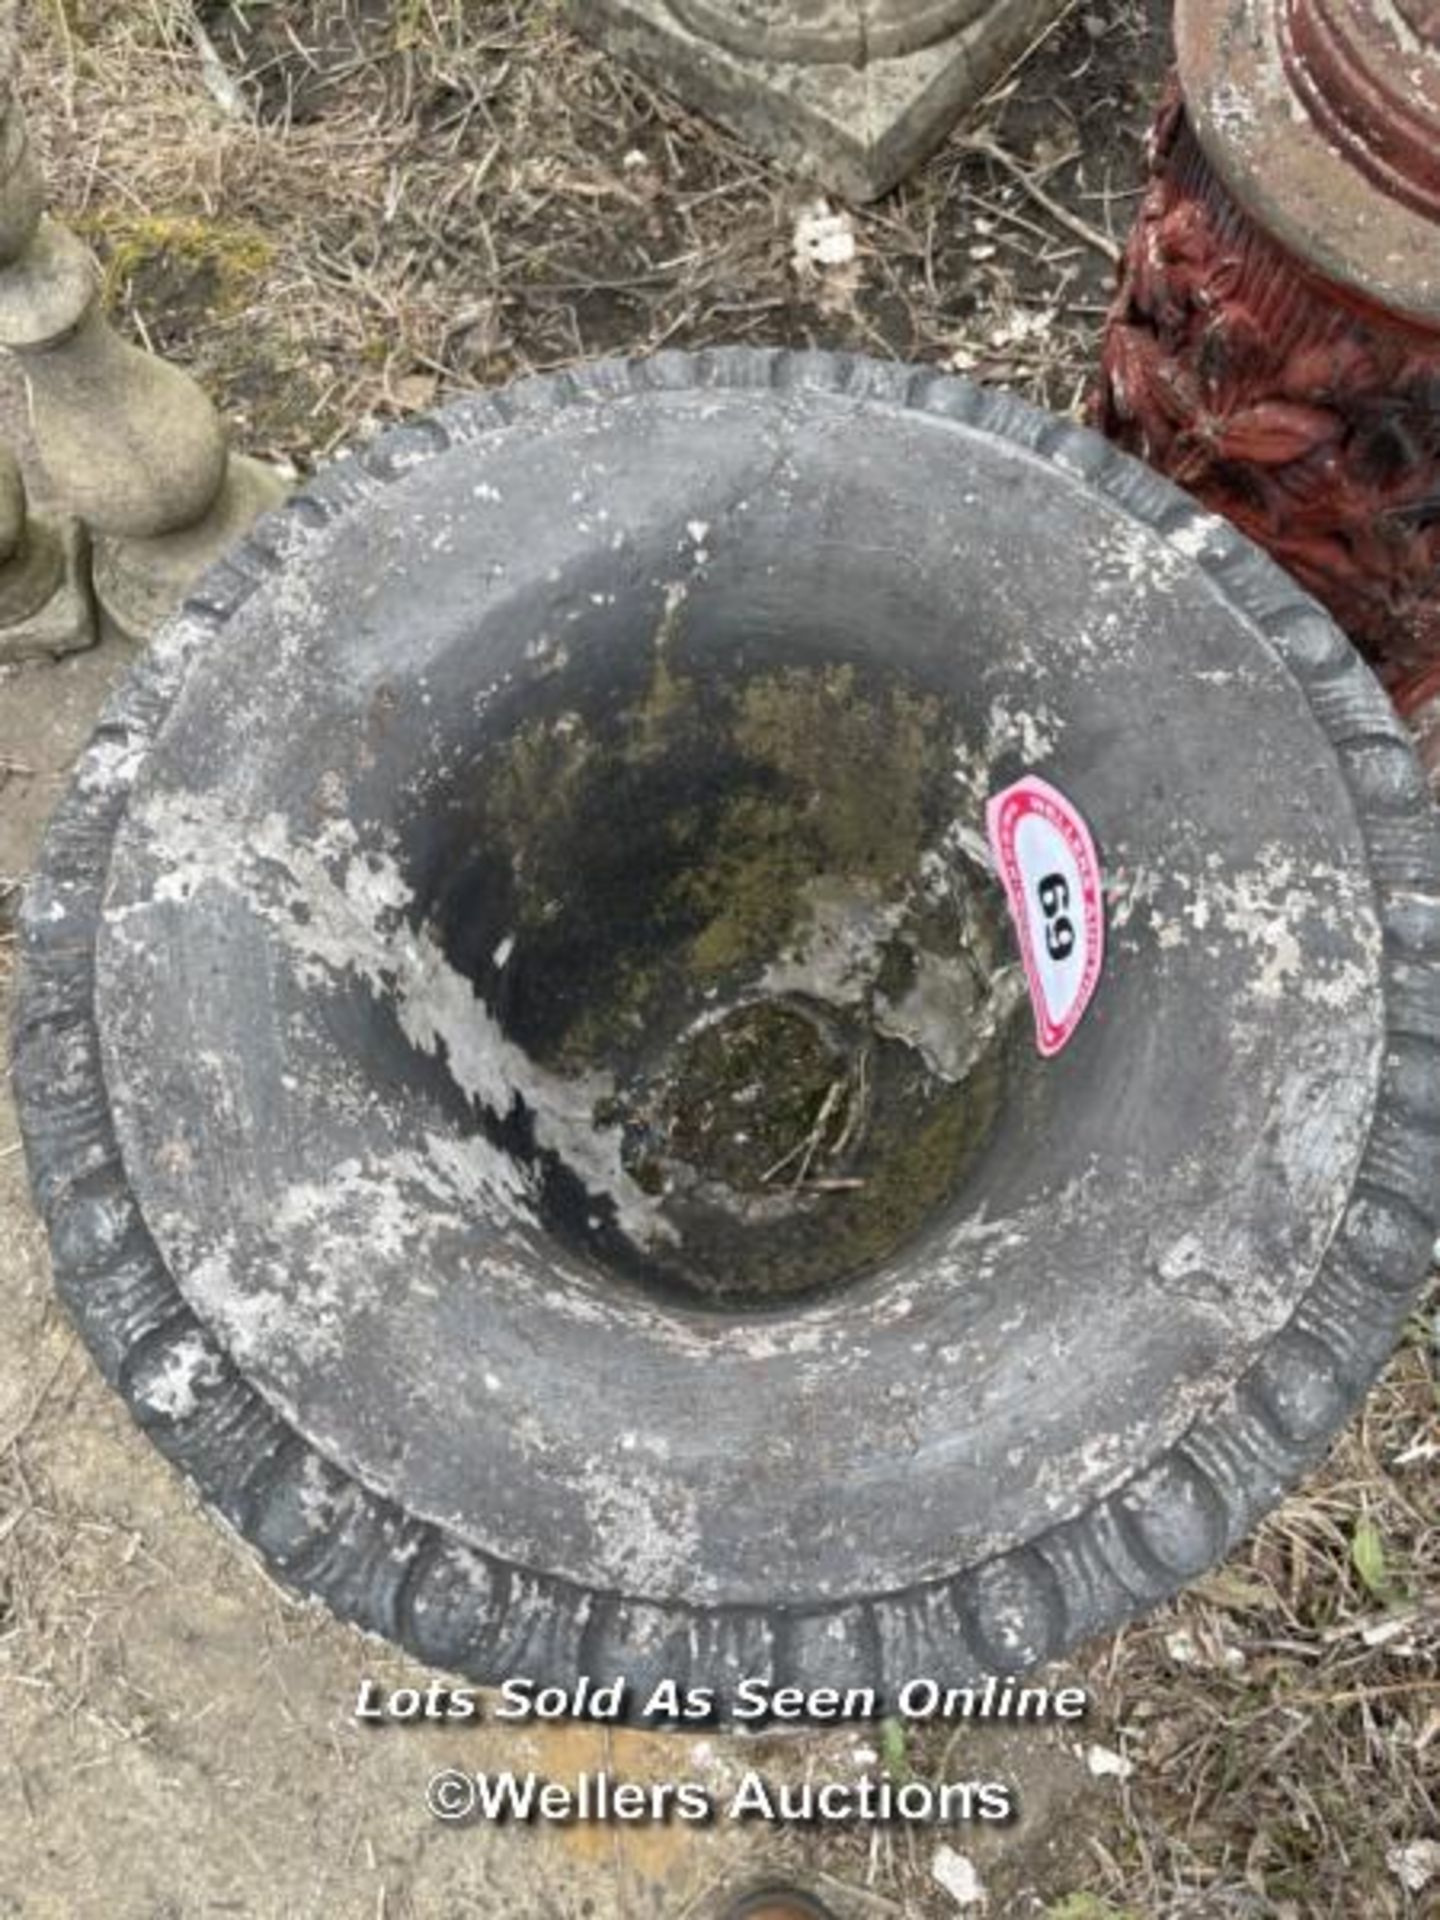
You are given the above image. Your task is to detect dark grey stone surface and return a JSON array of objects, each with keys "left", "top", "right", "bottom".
[{"left": 13, "top": 350, "right": 1440, "bottom": 1714}]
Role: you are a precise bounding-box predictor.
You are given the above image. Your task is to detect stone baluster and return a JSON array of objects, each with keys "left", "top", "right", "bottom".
[
  {"left": 0, "top": 436, "right": 93, "bottom": 660},
  {"left": 0, "top": 81, "right": 286, "bottom": 641}
]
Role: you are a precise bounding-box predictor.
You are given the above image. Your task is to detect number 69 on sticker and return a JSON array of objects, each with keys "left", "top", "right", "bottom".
[{"left": 985, "top": 774, "right": 1106, "bottom": 1057}]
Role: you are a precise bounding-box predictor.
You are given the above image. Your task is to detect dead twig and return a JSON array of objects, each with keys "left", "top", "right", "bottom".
[{"left": 959, "top": 132, "right": 1123, "bottom": 264}]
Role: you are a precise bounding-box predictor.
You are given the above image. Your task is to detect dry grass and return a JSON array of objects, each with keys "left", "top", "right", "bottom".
[
  {"left": 6, "top": 2, "right": 1438, "bottom": 1916},
  {"left": 0, "top": 1355, "right": 163, "bottom": 1751},
  {"left": 21, "top": 0, "right": 1161, "bottom": 462},
  {"left": 799, "top": 1299, "right": 1439, "bottom": 1918},
  {"left": 1077, "top": 1301, "right": 1440, "bottom": 1920}
]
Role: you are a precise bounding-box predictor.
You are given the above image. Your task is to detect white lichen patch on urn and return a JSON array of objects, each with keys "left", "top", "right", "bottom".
[
  {"left": 135, "top": 1329, "right": 224, "bottom": 1421},
  {"left": 569, "top": 1455, "right": 703, "bottom": 1595},
  {"left": 875, "top": 947, "right": 1024, "bottom": 1084},
  {"left": 1141, "top": 842, "right": 1381, "bottom": 1010},
  {"left": 758, "top": 875, "right": 907, "bottom": 1007},
  {"left": 120, "top": 787, "right": 676, "bottom": 1250}
]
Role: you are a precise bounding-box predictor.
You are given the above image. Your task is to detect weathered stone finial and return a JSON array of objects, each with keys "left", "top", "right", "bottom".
[{"left": 0, "top": 79, "right": 286, "bottom": 639}]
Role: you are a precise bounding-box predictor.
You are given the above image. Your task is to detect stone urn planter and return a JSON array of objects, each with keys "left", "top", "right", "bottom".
[{"left": 14, "top": 351, "right": 1440, "bottom": 1710}]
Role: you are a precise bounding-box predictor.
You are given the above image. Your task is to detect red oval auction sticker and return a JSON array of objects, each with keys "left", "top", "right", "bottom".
[{"left": 985, "top": 774, "right": 1105, "bottom": 1057}]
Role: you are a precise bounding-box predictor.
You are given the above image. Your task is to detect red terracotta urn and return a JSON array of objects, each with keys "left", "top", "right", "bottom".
[{"left": 1095, "top": 0, "right": 1440, "bottom": 770}]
